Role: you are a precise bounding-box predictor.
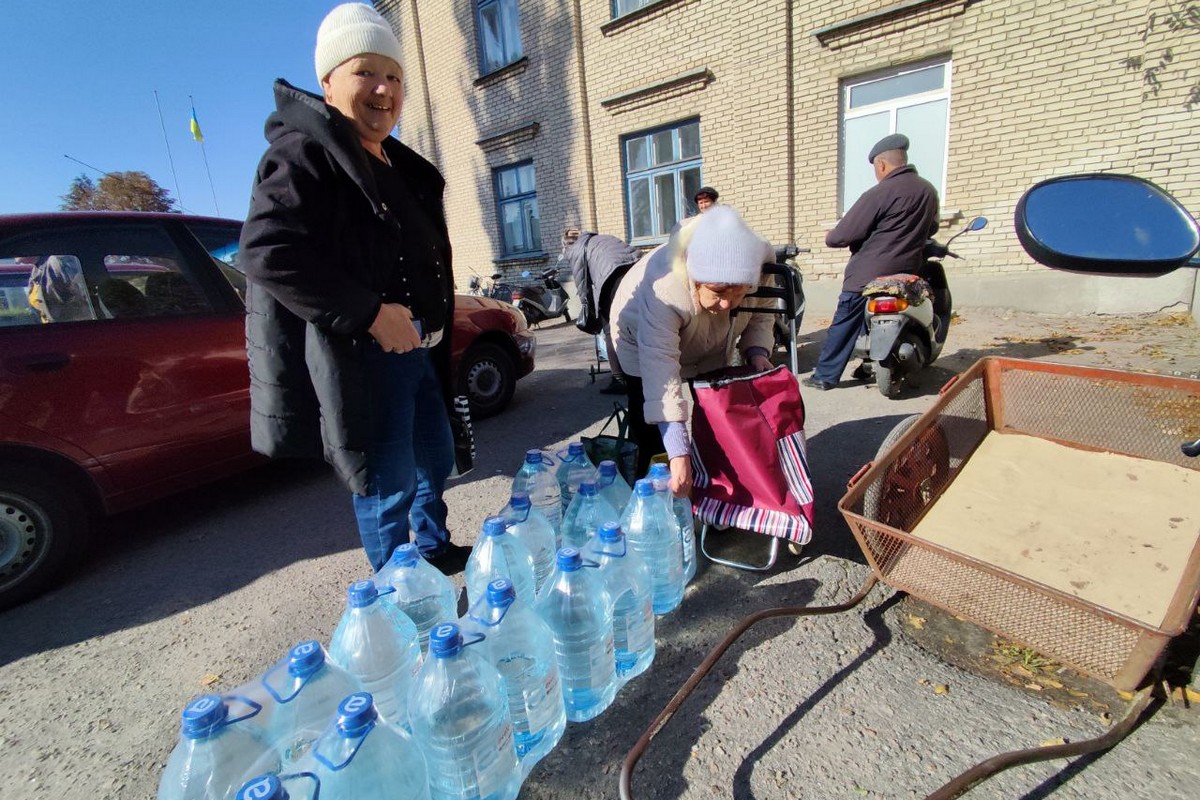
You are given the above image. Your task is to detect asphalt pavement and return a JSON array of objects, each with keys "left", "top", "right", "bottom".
[{"left": 1, "top": 305, "right": 1199, "bottom": 799}]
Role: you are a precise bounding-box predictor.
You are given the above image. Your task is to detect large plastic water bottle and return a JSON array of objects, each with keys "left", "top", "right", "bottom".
[
  {"left": 554, "top": 442, "right": 595, "bottom": 514},
  {"left": 648, "top": 462, "right": 697, "bottom": 585},
  {"left": 559, "top": 480, "right": 620, "bottom": 550},
  {"left": 582, "top": 523, "right": 655, "bottom": 683},
  {"left": 328, "top": 580, "right": 423, "bottom": 730},
  {"left": 595, "top": 460, "right": 633, "bottom": 513},
  {"left": 465, "top": 516, "right": 537, "bottom": 607},
  {"left": 236, "top": 773, "right": 322, "bottom": 800},
  {"left": 512, "top": 449, "right": 562, "bottom": 531},
  {"left": 158, "top": 694, "right": 275, "bottom": 800},
  {"left": 377, "top": 543, "right": 457, "bottom": 655},
  {"left": 464, "top": 579, "right": 566, "bottom": 774},
  {"left": 500, "top": 492, "right": 558, "bottom": 593},
  {"left": 309, "top": 692, "right": 431, "bottom": 800},
  {"left": 534, "top": 547, "right": 617, "bottom": 723},
  {"left": 408, "top": 622, "right": 522, "bottom": 800},
  {"left": 261, "top": 641, "right": 361, "bottom": 768},
  {"left": 620, "top": 480, "right": 684, "bottom": 615}
]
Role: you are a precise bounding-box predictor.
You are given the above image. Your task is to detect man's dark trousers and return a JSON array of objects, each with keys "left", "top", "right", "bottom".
[{"left": 811, "top": 291, "right": 868, "bottom": 385}]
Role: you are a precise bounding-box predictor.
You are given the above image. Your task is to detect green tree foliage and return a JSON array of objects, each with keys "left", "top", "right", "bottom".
[{"left": 60, "top": 171, "right": 177, "bottom": 212}]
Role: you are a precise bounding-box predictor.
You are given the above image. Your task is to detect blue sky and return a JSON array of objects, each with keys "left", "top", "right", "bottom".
[{"left": 0, "top": 0, "right": 340, "bottom": 219}]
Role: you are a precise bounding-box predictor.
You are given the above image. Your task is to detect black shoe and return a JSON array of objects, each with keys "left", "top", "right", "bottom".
[
  {"left": 851, "top": 362, "right": 875, "bottom": 382},
  {"left": 802, "top": 376, "right": 835, "bottom": 391},
  {"left": 426, "top": 542, "right": 472, "bottom": 576},
  {"left": 598, "top": 377, "right": 627, "bottom": 395}
]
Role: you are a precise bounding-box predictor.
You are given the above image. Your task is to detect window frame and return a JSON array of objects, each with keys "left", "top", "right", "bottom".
[
  {"left": 476, "top": 0, "right": 523, "bottom": 76},
  {"left": 612, "top": 0, "right": 655, "bottom": 17},
  {"left": 839, "top": 58, "right": 952, "bottom": 214},
  {"left": 621, "top": 118, "right": 703, "bottom": 245},
  {"left": 493, "top": 161, "right": 542, "bottom": 257}
]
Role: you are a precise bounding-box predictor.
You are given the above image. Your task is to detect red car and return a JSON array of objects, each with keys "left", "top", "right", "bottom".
[{"left": 0, "top": 212, "right": 535, "bottom": 609}]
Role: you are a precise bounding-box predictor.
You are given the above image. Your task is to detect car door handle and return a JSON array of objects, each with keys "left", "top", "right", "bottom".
[{"left": 5, "top": 353, "right": 71, "bottom": 373}]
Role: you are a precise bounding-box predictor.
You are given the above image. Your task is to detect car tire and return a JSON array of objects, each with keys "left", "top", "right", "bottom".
[
  {"left": 458, "top": 342, "right": 516, "bottom": 419},
  {"left": 0, "top": 465, "right": 89, "bottom": 611}
]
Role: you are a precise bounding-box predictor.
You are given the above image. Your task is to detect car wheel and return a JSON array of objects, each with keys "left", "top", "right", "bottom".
[
  {"left": 0, "top": 465, "right": 89, "bottom": 610},
  {"left": 458, "top": 342, "right": 516, "bottom": 419}
]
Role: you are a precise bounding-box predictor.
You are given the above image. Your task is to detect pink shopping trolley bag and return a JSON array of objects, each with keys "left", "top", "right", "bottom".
[{"left": 689, "top": 365, "right": 814, "bottom": 544}]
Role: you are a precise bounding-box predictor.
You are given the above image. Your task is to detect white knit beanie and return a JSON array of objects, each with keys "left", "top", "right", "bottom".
[
  {"left": 315, "top": 3, "right": 404, "bottom": 83},
  {"left": 685, "top": 205, "right": 772, "bottom": 285}
]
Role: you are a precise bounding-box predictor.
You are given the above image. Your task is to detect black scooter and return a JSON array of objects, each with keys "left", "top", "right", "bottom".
[{"left": 512, "top": 266, "right": 571, "bottom": 327}]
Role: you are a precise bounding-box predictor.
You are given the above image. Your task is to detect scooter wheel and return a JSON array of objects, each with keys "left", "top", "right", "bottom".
[{"left": 876, "top": 364, "right": 901, "bottom": 398}]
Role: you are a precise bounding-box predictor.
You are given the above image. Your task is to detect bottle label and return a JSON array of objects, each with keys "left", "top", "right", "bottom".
[
  {"left": 590, "top": 635, "right": 616, "bottom": 686},
  {"left": 628, "top": 599, "right": 655, "bottom": 653},
  {"left": 474, "top": 721, "right": 516, "bottom": 795}
]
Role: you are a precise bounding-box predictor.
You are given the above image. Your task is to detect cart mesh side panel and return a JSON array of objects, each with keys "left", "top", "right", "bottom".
[{"left": 841, "top": 358, "right": 1200, "bottom": 691}]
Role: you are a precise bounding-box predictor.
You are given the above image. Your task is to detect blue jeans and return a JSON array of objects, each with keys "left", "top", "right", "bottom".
[
  {"left": 352, "top": 345, "right": 454, "bottom": 571},
  {"left": 812, "top": 291, "right": 868, "bottom": 384}
]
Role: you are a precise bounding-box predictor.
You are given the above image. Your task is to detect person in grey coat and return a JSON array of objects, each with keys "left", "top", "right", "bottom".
[{"left": 562, "top": 227, "right": 640, "bottom": 394}]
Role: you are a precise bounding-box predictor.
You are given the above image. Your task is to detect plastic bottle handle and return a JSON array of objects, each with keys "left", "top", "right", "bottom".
[
  {"left": 314, "top": 723, "right": 375, "bottom": 772},
  {"left": 224, "top": 694, "right": 265, "bottom": 725}
]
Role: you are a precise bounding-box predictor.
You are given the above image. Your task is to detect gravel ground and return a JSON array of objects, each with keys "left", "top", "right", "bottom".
[{"left": 1, "top": 304, "right": 1198, "bottom": 800}]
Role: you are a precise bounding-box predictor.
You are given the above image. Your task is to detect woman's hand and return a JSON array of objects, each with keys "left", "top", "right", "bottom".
[
  {"left": 369, "top": 302, "right": 422, "bottom": 353},
  {"left": 749, "top": 353, "right": 774, "bottom": 372},
  {"left": 668, "top": 454, "right": 692, "bottom": 498}
]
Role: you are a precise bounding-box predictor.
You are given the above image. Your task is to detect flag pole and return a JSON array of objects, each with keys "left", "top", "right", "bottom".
[
  {"left": 190, "top": 96, "right": 221, "bottom": 216},
  {"left": 153, "top": 89, "right": 184, "bottom": 209}
]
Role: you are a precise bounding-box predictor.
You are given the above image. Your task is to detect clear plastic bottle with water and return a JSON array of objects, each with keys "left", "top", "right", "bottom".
[
  {"left": 260, "top": 641, "right": 361, "bottom": 768},
  {"left": 465, "top": 516, "right": 537, "bottom": 607},
  {"left": 512, "top": 449, "right": 562, "bottom": 531},
  {"left": 309, "top": 692, "right": 431, "bottom": 800},
  {"left": 619, "top": 480, "right": 684, "bottom": 615},
  {"left": 595, "top": 460, "right": 633, "bottom": 514},
  {"left": 463, "top": 578, "right": 566, "bottom": 775},
  {"left": 158, "top": 694, "right": 276, "bottom": 800},
  {"left": 560, "top": 480, "right": 620, "bottom": 550},
  {"left": 376, "top": 543, "right": 457, "bottom": 655},
  {"left": 582, "top": 522, "right": 655, "bottom": 683},
  {"left": 554, "top": 442, "right": 595, "bottom": 515},
  {"left": 500, "top": 492, "right": 558, "bottom": 593},
  {"left": 328, "top": 580, "right": 423, "bottom": 731},
  {"left": 236, "top": 772, "right": 322, "bottom": 800},
  {"left": 534, "top": 547, "right": 617, "bottom": 723},
  {"left": 647, "top": 462, "right": 697, "bottom": 585},
  {"left": 408, "top": 622, "right": 522, "bottom": 800}
]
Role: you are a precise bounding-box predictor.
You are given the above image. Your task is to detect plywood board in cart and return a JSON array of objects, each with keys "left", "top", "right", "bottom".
[{"left": 910, "top": 431, "right": 1200, "bottom": 628}]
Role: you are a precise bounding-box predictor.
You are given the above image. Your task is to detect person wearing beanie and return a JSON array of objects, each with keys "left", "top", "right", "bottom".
[
  {"left": 240, "top": 3, "right": 471, "bottom": 576},
  {"left": 804, "top": 132, "right": 939, "bottom": 391},
  {"left": 608, "top": 205, "right": 776, "bottom": 493}
]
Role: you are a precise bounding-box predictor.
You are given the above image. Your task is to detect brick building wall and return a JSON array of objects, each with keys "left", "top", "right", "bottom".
[{"left": 377, "top": 0, "right": 1198, "bottom": 310}]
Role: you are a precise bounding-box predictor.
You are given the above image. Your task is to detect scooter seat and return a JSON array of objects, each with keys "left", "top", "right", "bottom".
[{"left": 861, "top": 273, "right": 932, "bottom": 305}]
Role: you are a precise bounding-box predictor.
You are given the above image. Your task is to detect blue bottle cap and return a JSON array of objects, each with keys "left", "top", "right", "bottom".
[
  {"left": 482, "top": 516, "right": 507, "bottom": 537},
  {"left": 487, "top": 578, "right": 517, "bottom": 606},
  {"left": 237, "top": 774, "right": 288, "bottom": 800},
  {"left": 509, "top": 492, "right": 531, "bottom": 509},
  {"left": 335, "top": 692, "right": 378, "bottom": 737},
  {"left": 567, "top": 442, "right": 584, "bottom": 457},
  {"left": 598, "top": 460, "right": 617, "bottom": 476},
  {"left": 578, "top": 480, "right": 598, "bottom": 497},
  {"left": 598, "top": 522, "right": 622, "bottom": 543},
  {"left": 634, "top": 479, "right": 655, "bottom": 497},
  {"left": 428, "top": 622, "right": 462, "bottom": 658},
  {"left": 557, "top": 547, "right": 582, "bottom": 571},
  {"left": 390, "top": 543, "right": 419, "bottom": 567},
  {"left": 648, "top": 463, "right": 669, "bottom": 478},
  {"left": 287, "top": 640, "right": 326, "bottom": 678},
  {"left": 524, "top": 449, "right": 542, "bottom": 464},
  {"left": 180, "top": 694, "right": 229, "bottom": 739},
  {"left": 347, "top": 579, "right": 378, "bottom": 608}
]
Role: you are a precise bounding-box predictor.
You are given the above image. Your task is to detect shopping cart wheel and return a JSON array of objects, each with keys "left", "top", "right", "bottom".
[
  {"left": 863, "top": 414, "right": 950, "bottom": 530},
  {"left": 786, "top": 541, "right": 804, "bottom": 557}
]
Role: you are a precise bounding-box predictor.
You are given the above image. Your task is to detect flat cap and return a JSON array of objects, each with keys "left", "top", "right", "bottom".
[{"left": 868, "top": 133, "right": 910, "bottom": 164}]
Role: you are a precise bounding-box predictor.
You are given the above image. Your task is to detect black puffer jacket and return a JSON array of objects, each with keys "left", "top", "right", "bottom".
[{"left": 240, "top": 80, "right": 455, "bottom": 495}]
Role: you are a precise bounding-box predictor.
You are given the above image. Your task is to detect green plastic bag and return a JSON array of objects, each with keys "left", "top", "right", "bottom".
[{"left": 581, "top": 403, "right": 639, "bottom": 486}]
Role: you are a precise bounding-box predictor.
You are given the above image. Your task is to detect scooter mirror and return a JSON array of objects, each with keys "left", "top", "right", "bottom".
[
  {"left": 967, "top": 216, "right": 988, "bottom": 231},
  {"left": 521, "top": 270, "right": 532, "bottom": 278},
  {"left": 1014, "top": 173, "right": 1200, "bottom": 276}
]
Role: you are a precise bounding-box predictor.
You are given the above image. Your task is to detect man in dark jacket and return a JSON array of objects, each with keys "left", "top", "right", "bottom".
[
  {"left": 562, "top": 227, "right": 640, "bottom": 394},
  {"left": 804, "top": 134, "right": 940, "bottom": 390}
]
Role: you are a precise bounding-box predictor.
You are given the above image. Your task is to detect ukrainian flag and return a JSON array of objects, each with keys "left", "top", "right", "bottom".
[{"left": 190, "top": 107, "right": 204, "bottom": 143}]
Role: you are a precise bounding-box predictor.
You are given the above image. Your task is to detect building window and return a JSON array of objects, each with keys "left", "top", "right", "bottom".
[
  {"left": 613, "top": 0, "right": 656, "bottom": 16},
  {"left": 477, "top": 0, "right": 522, "bottom": 75},
  {"left": 840, "top": 60, "right": 951, "bottom": 214},
  {"left": 623, "top": 119, "right": 702, "bottom": 243},
  {"left": 495, "top": 162, "right": 541, "bottom": 256}
]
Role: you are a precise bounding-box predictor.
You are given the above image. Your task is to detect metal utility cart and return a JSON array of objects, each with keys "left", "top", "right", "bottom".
[{"left": 623, "top": 357, "right": 1200, "bottom": 799}]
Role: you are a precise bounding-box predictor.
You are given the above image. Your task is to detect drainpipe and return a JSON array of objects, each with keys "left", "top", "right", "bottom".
[
  {"left": 571, "top": 0, "right": 598, "bottom": 230},
  {"left": 785, "top": 0, "right": 795, "bottom": 244},
  {"left": 407, "top": 0, "right": 441, "bottom": 169}
]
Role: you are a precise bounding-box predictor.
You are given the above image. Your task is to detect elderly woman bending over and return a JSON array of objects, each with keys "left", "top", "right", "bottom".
[{"left": 610, "top": 205, "right": 776, "bottom": 496}]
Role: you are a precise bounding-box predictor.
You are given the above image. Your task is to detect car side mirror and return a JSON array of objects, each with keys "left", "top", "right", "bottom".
[{"left": 1014, "top": 173, "right": 1200, "bottom": 276}]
